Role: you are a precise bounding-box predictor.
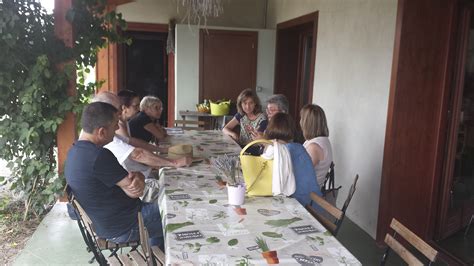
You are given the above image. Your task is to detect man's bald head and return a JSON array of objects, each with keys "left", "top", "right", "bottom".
[{"left": 92, "top": 91, "right": 121, "bottom": 110}]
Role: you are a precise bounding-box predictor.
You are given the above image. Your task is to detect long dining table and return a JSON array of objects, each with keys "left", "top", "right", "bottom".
[{"left": 157, "top": 130, "right": 361, "bottom": 265}]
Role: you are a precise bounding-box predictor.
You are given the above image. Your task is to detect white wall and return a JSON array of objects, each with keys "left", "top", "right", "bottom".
[
  {"left": 175, "top": 24, "right": 275, "bottom": 118},
  {"left": 117, "top": 0, "right": 267, "bottom": 29},
  {"left": 267, "top": 0, "right": 397, "bottom": 238}
]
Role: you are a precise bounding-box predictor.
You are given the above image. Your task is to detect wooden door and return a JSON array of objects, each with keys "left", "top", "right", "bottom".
[
  {"left": 199, "top": 29, "right": 258, "bottom": 105},
  {"left": 274, "top": 12, "right": 318, "bottom": 119},
  {"left": 437, "top": 1, "right": 474, "bottom": 240},
  {"left": 376, "top": 0, "right": 456, "bottom": 246}
]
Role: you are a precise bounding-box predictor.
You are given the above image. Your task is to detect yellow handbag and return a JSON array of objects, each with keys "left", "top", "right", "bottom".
[{"left": 239, "top": 139, "right": 273, "bottom": 196}]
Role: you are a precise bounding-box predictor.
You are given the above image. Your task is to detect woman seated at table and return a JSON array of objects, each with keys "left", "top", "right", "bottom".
[
  {"left": 222, "top": 89, "right": 267, "bottom": 146},
  {"left": 300, "top": 104, "right": 333, "bottom": 189},
  {"left": 129, "top": 96, "right": 167, "bottom": 143},
  {"left": 114, "top": 90, "right": 167, "bottom": 153},
  {"left": 264, "top": 113, "right": 322, "bottom": 206}
]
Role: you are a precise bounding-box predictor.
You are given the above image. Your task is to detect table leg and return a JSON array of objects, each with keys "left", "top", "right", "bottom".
[
  {"left": 212, "top": 117, "right": 218, "bottom": 130},
  {"left": 465, "top": 214, "right": 474, "bottom": 237}
]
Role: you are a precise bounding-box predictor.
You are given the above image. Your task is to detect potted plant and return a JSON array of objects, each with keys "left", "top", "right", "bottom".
[
  {"left": 212, "top": 154, "right": 245, "bottom": 205},
  {"left": 255, "top": 237, "right": 279, "bottom": 264}
]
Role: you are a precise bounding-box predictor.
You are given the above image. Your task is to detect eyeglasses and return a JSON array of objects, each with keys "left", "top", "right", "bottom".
[{"left": 266, "top": 107, "right": 279, "bottom": 113}]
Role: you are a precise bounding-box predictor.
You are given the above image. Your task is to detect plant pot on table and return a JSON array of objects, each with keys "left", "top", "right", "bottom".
[
  {"left": 262, "top": 250, "right": 279, "bottom": 264},
  {"left": 227, "top": 183, "right": 245, "bottom": 205}
]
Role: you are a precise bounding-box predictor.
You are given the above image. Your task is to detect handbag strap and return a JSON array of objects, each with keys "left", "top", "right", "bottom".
[
  {"left": 240, "top": 139, "right": 272, "bottom": 193},
  {"left": 239, "top": 139, "right": 272, "bottom": 157},
  {"left": 245, "top": 161, "right": 269, "bottom": 192}
]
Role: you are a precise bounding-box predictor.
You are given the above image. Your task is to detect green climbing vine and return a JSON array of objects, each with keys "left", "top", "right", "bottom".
[{"left": 0, "top": 0, "right": 128, "bottom": 220}]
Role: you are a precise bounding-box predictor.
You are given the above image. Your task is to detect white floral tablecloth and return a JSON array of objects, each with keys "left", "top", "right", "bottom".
[{"left": 158, "top": 130, "right": 361, "bottom": 265}]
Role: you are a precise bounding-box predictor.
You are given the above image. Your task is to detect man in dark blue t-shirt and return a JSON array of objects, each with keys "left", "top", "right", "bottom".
[{"left": 65, "top": 102, "right": 163, "bottom": 247}]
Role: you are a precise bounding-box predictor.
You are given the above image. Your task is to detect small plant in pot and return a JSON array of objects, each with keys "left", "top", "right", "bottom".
[
  {"left": 211, "top": 154, "right": 245, "bottom": 205},
  {"left": 255, "top": 236, "right": 279, "bottom": 264}
]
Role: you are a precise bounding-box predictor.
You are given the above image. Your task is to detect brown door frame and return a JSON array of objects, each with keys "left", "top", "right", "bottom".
[
  {"left": 274, "top": 12, "right": 318, "bottom": 118},
  {"left": 199, "top": 29, "right": 258, "bottom": 102},
  {"left": 121, "top": 22, "right": 175, "bottom": 126}
]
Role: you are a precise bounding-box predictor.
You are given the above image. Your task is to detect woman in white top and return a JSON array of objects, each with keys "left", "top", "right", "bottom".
[{"left": 300, "top": 104, "right": 333, "bottom": 188}]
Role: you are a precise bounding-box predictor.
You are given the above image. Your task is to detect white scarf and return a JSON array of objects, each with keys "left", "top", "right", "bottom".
[{"left": 261, "top": 140, "right": 296, "bottom": 196}]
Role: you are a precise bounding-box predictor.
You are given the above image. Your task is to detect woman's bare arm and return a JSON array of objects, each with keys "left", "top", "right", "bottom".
[
  {"left": 222, "top": 117, "right": 239, "bottom": 141},
  {"left": 144, "top": 122, "right": 167, "bottom": 141},
  {"left": 305, "top": 143, "right": 323, "bottom": 167}
]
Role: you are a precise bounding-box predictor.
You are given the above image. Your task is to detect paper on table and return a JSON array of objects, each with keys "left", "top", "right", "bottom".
[{"left": 165, "top": 127, "right": 184, "bottom": 135}]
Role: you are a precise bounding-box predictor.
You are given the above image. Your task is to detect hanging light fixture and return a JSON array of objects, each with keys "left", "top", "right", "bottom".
[{"left": 178, "top": 0, "right": 224, "bottom": 26}]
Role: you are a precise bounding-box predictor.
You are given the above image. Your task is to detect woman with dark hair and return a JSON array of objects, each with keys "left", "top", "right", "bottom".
[
  {"left": 264, "top": 113, "right": 322, "bottom": 206},
  {"left": 222, "top": 88, "right": 267, "bottom": 146},
  {"left": 118, "top": 90, "right": 140, "bottom": 120},
  {"left": 300, "top": 104, "right": 333, "bottom": 189},
  {"left": 116, "top": 90, "right": 140, "bottom": 137}
]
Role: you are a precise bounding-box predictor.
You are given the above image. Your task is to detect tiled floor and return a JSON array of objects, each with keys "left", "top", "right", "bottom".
[
  {"left": 13, "top": 202, "right": 91, "bottom": 265},
  {"left": 437, "top": 225, "right": 474, "bottom": 265}
]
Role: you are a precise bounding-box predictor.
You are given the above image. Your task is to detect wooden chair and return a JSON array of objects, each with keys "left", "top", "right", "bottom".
[
  {"left": 306, "top": 174, "right": 359, "bottom": 236},
  {"left": 174, "top": 119, "right": 206, "bottom": 130},
  {"left": 69, "top": 194, "right": 140, "bottom": 265},
  {"left": 381, "top": 218, "right": 438, "bottom": 266},
  {"left": 67, "top": 186, "right": 165, "bottom": 265},
  {"left": 107, "top": 211, "right": 166, "bottom": 266}
]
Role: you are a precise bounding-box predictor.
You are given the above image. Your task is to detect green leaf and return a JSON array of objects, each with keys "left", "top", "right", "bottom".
[
  {"left": 209, "top": 199, "right": 217, "bottom": 204},
  {"left": 264, "top": 217, "right": 302, "bottom": 227},
  {"left": 262, "top": 232, "right": 283, "bottom": 238},
  {"left": 228, "top": 239, "right": 238, "bottom": 246},
  {"left": 26, "top": 165, "right": 34, "bottom": 175},
  {"left": 206, "top": 237, "right": 220, "bottom": 243},
  {"left": 165, "top": 222, "right": 194, "bottom": 233},
  {"left": 44, "top": 69, "right": 51, "bottom": 78}
]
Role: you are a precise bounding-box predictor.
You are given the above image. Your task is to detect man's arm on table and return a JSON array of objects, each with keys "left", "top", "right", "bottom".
[
  {"left": 130, "top": 147, "right": 192, "bottom": 168},
  {"left": 116, "top": 172, "right": 145, "bottom": 198}
]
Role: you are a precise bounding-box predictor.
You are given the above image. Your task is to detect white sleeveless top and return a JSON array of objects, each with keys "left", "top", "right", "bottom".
[{"left": 303, "top": 137, "right": 333, "bottom": 187}]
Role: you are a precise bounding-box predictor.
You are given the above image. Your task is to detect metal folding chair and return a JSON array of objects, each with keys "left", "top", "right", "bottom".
[{"left": 306, "top": 174, "right": 359, "bottom": 236}]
